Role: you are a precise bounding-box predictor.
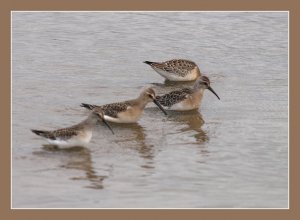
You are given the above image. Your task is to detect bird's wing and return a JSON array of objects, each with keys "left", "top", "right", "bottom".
[
  {"left": 156, "top": 88, "right": 192, "bottom": 107},
  {"left": 162, "top": 59, "right": 197, "bottom": 75},
  {"left": 101, "top": 101, "right": 130, "bottom": 118},
  {"left": 52, "top": 127, "right": 79, "bottom": 140}
]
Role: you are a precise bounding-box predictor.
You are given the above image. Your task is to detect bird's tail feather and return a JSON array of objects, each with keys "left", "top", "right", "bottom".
[
  {"left": 143, "top": 61, "right": 154, "bottom": 65},
  {"left": 31, "top": 129, "right": 48, "bottom": 138},
  {"left": 80, "top": 103, "right": 95, "bottom": 110}
]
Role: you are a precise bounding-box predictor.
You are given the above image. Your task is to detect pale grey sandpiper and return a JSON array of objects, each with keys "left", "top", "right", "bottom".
[
  {"left": 80, "top": 87, "right": 168, "bottom": 123},
  {"left": 144, "top": 59, "right": 201, "bottom": 81},
  {"left": 156, "top": 75, "right": 220, "bottom": 111},
  {"left": 31, "top": 109, "right": 114, "bottom": 147}
]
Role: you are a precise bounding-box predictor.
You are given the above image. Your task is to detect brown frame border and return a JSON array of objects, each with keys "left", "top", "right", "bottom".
[{"left": 1, "top": 0, "right": 298, "bottom": 219}]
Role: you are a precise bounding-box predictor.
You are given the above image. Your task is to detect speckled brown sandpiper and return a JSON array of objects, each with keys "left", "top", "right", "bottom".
[
  {"left": 144, "top": 59, "right": 201, "bottom": 81},
  {"left": 31, "top": 109, "right": 114, "bottom": 147},
  {"left": 156, "top": 75, "right": 220, "bottom": 111},
  {"left": 81, "top": 87, "right": 167, "bottom": 123}
]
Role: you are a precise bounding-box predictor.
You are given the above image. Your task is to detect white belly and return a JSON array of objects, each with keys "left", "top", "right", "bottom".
[
  {"left": 47, "top": 131, "right": 92, "bottom": 147},
  {"left": 167, "top": 92, "right": 203, "bottom": 111},
  {"left": 104, "top": 111, "right": 142, "bottom": 123},
  {"left": 153, "top": 67, "right": 199, "bottom": 81},
  {"left": 168, "top": 101, "right": 199, "bottom": 111}
]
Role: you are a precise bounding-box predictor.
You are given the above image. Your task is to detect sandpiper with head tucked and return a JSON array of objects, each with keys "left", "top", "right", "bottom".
[
  {"left": 81, "top": 87, "right": 167, "bottom": 123},
  {"left": 144, "top": 59, "right": 201, "bottom": 81},
  {"left": 31, "top": 109, "right": 114, "bottom": 147},
  {"left": 156, "top": 75, "right": 220, "bottom": 111}
]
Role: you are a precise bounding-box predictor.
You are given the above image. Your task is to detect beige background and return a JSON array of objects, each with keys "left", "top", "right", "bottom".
[{"left": 1, "top": 0, "right": 298, "bottom": 219}]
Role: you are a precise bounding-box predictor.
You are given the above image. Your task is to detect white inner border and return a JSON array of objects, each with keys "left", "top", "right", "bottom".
[{"left": 11, "top": 11, "right": 289, "bottom": 210}]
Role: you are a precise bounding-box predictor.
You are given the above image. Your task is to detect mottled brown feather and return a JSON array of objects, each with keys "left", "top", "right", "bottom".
[
  {"left": 32, "top": 124, "right": 81, "bottom": 140},
  {"left": 151, "top": 59, "right": 198, "bottom": 77},
  {"left": 156, "top": 88, "right": 193, "bottom": 107},
  {"left": 85, "top": 101, "right": 132, "bottom": 118}
]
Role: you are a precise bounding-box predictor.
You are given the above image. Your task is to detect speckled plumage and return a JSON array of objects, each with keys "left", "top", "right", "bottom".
[
  {"left": 81, "top": 101, "right": 132, "bottom": 118},
  {"left": 156, "top": 75, "right": 220, "bottom": 111},
  {"left": 144, "top": 59, "right": 201, "bottom": 81},
  {"left": 31, "top": 109, "right": 114, "bottom": 147},
  {"left": 81, "top": 88, "right": 167, "bottom": 123},
  {"left": 32, "top": 123, "right": 85, "bottom": 140},
  {"left": 156, "top": 88, "right": 193, "bottom": 107}
]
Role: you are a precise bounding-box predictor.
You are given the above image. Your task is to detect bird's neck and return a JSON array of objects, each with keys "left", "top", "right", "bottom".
[
  {"left": 134, "top": 96, "right": 150, "bottom": 109},
  {"left": 81, "top": 115, "right": 98, "bottom": 128},
  {"left": 195, "top": 66, "right": 201, "bottom": 75},
  {"left": 192, "top": 83, "right": 206, "bottom": 92}
]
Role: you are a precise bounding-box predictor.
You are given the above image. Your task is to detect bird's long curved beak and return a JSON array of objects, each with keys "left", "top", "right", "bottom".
[
  {"left": 102, "top": 119, "right": 114, "bottom": 134},
  {"left": 153, "top": 99, "right": 168, "bottom": 115},
  {"left": 208, "top": 86, "right": 220, "bottom": 100}
]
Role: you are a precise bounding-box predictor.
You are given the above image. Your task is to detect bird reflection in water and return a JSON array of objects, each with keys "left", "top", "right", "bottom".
[
  {"left": 166, "top": 110, "right": 210, "bottom": 156},
  {"left": 175, "top": 110, "right": 208, "bottom": 142},
  {"left": 34, "top": 145, "right": 108, "bottom": 189},
  {"left": 149, "top": 79, "right": 209, "bottom": 145},
  {"left": 112, "top": 123, "right": 155, "bottom": 170}
]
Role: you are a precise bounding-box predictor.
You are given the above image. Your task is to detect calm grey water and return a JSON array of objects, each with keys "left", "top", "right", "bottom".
[{"left": 12, "top": 12, "right": 288, "bottom": 208}]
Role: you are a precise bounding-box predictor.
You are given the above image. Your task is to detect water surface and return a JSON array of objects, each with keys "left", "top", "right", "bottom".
[{"left": 12, "top": 12, "right": 288, "bottom": 208}]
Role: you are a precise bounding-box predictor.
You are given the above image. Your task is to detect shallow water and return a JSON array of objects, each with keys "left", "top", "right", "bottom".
[{"left": 12, "top": 12, "right": 288, "bottom": 208}]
